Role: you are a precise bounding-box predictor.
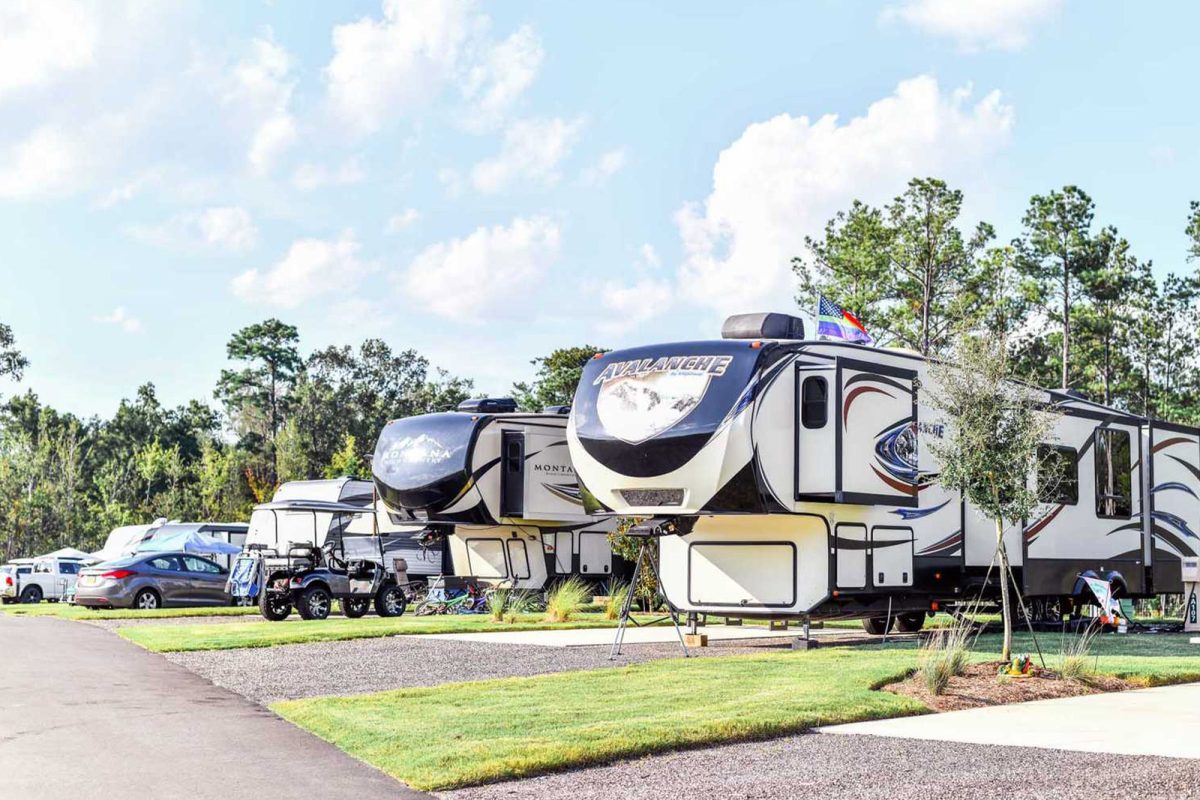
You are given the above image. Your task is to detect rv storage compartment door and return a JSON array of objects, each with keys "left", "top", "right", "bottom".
[
  {"left": 687, "top": 542, "right": 796, "bottom": 608},
  {"left": 544, "top": 531, "right": 573, "bottom": 574},
  {"left": 837, "top": 360, "right": 918, "bottom": 507},
  {"left": 465, "top": 538, "right": 508, "bottom": 579},
  {"left": 871, "top": 526, "right": 913, "bottom": 587},
  {"left": 500, "top": 431, "right": 525, "bottom": 517},
  {"left": 579, "top": 530, "right": 611, "bottom": 575},
  {"left": 506, "top": 538, "right": 531, "bottom": 579},
  {"left": 835, "top": 523, "right": 867, "bottom": 589},
  {"left": 522, "top": 430, "right": 586, "bottom": 520}
]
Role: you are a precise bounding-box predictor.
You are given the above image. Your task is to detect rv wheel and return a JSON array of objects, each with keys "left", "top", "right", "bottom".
[
  {"left": 894, "top": 613, "right": 926, "bottom": 633},
  {"left": 258, "top": 591, "right": 292, "bottom": 622},
  {"left": 342, "top": 597, "right": 370, "bottom": 618},
  {"left": 861, "top": 616, "right": 894, "bottom": 635},
  {"left": 374, "top": 585, "right": 407, "bottom": 618},
  {"left": 20, "top": 585, "right": 43, "bottom": 604},
  {"left": 297, "top": 586, "right": 332, "bottom": 621}
]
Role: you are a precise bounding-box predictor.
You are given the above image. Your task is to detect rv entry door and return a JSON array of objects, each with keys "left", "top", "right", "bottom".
[
  {"left": 500, "top": 430, "right": 525, "bottom": 517},
  {"left": 795, "top": 364, "right": 836, "bottom": 500}
]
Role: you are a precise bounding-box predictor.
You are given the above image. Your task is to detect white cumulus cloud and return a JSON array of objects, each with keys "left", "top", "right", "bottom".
[
  {"left": 471, "top": 117, "right": 584, "bottom": 194},
  {"left": 579, "top": 148, "right": 627, "bottom": 186},
  {"left": 881, "top": 0, "right": 1061, "bottom": 52},
  {"left": 0, "top": 125, "right": 82, "bottom": 199},
  {"left": 675, "top": 75, "right": 1014, "bottom": 318},
  {"left": 402, "top": 216, "right": 560, "bottom": 319},
  {"left": 324, "top": 0, "right": 542, "bottom": 134},
  {"left": 128, "top": 206, "right": 258, "bottom": 253},
  {"left": 598, "top": 277, "right": 673, "bottom": 335},
  {"left": 385, "top": 208, "right": 421, "bottom": 233},
  {"left": 292, "top": 157, "right": 366, "bottom": 191},
  {"left": 93, "top": 306, "right": 143, "bottom": 334},
  {"left": 226, "top": 34, "right": 297, "bottom": 174},
  {"left": 232, "top": 231, "right": 376, "bottom": 308},
  {"left": 0, "top": 0, "right": 99, "bottom": 99}
]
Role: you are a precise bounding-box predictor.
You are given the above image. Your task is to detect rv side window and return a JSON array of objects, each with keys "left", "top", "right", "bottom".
[
  {"left": 801, "top": 377, "right": 828, "bottom": 429},
  {"left": 1094, "top": 429, "right": 1132, "bottom": 518},
  {"left": 1037, "top": 445, "right": 1078, "bottom": 505}
]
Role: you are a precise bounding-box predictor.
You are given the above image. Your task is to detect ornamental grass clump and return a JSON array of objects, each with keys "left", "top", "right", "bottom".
[
  {"left": 604, "top": 581, "right": 629, "bottom": 620},
  {"left": 545, "top": 576, "right": 589, "bottom": 623},
  {"left": 917, "top": 613, "right": 975, "bottom": 695},
  {"left": 1058, "top": 624, "right": 1100, "bottom": 684},
  {"left": 488, "top": 586, "right": 533, "bottom": 623}
]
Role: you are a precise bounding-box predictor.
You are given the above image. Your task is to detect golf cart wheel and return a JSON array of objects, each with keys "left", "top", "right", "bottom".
[
  {"left": 894, "top": 612, "right": 926, "bottom": 633},
  {"left": 374, "top": 585, "right": 407, "bottom": 618},
  {"left": 297, "top": 586, "right": 332, "bottom": 621},
  {"left": 862, "top": 616, "right": 894, "bottom": 635},
  {"left": 133, "top": 589, "right": 160, "bottom": 611},
  {"left": 20, "top": 585, "right": 44, "bottom": 604},
  {"left": 342, "top": 597, "right": 370, "bottom": 618},
  {"left": 258, "top": 591, "right": 292, "bottom": 622}
]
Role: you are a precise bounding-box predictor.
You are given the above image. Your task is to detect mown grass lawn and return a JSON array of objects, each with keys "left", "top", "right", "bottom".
[
  {"left": 0, "top": 602, "right": 260, "bottom": 620},
  {"left": 272, "top": 647, "right": 924, "bottom": 791},
  {"left": 119, "top": 611, "right": 661, "bottom": 652},
  {"left": 272, "top": 632, "right": 1200, "bottom": 792}
]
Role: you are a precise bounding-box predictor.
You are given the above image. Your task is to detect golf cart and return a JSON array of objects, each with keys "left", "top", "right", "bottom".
[{"left": 228, "top": 499, "right": 412, "bottom": 621}]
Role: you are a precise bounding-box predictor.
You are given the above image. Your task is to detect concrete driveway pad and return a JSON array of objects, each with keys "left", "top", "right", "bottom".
[{"left": 823, "top": 682, "right": 1200, "bottom": 759}]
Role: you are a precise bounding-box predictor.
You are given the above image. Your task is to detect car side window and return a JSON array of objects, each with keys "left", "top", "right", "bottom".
[
  {"left": 183, "top": 556, "right": 221, "bottom": 574},
  {"left": 34, "top": 562, "right": 51, "bottom": 574},
  {"left": 58, "top": 562, "right": 80, "bottom": 575},
  {"left": 148, "top": 556, "right": 181, "bottom": 572}
]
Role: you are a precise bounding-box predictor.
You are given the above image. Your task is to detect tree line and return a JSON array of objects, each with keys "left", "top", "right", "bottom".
[
  {"left": 797, "top": 180, "right": 1200, "bottom": 420},
  {"left": 0, "top": 319, "right": 475, "bottom": 559}
]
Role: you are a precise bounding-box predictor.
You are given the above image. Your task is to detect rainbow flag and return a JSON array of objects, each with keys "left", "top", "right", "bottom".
[{"left": 817, "top": 295, "right": 872, "bottom": 344}]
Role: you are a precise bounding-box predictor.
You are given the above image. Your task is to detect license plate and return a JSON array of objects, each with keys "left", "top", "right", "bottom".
[{"left": 79, "top": 576, "right": 98, "bottom": 587}]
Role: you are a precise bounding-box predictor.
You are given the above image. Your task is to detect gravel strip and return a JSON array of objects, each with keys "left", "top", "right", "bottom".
[
  {"left": 165, "top": 635, "right": 796, "bottom": 704},
  {"left": 438, "top": 732, "right": 1200, "bottom": 800}
]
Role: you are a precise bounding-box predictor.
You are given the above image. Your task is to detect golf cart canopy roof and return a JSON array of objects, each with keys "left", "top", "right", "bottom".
[{"left": 253, "top": 499, "right": 369, "bottom": 514}]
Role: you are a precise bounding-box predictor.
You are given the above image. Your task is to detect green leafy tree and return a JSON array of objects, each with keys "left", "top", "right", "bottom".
[
  {"left": 512, "top": 345, "right": 607, "bottom": 411},
  {"left": 1016, "top": 186, "right": 1099, "bottom": 389},
  {"left": 325, "top": 434, "right": 366, "bottom": 479},
  {"left": 215, "top": 319, "right": 302, "bottom": 484},
  {"left": 1188, "top": 201, "right": 1200, "bottom": 262},
  {"left": 794, "top": 201, "right": 894, "bottom": 340},
  {"left": 927, "top": 335, "right": 1060, "bottom": 661},
  {"left": 1076, "top": 229, "right": 1143, "bottom": 406},
  {"left": 0, "top": 321, "right": 28, "bottom": 384}
]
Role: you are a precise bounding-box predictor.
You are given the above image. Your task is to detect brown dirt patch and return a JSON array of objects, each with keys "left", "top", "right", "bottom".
[{"left": 885, "top": 661, "right": 1134, "bottom": 712}]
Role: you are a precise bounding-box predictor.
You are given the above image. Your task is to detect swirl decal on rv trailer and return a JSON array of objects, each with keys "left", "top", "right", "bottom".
[{"left": 594, "top": 354, "right": 735, "bottom": 444}]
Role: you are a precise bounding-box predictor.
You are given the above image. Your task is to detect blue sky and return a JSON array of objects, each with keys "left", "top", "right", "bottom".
[{"left": 1, "top": 0, "right": 1198, "bottom": 418}]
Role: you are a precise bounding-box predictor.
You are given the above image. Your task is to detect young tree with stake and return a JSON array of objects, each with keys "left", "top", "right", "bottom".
[{"left": 927, "top": 335, "right": 1060, "bottom": 661}]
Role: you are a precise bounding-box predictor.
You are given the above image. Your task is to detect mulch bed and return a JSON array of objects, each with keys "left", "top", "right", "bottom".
[{"left": 884, "top": 661, "right": 1133, "bottom": 712}]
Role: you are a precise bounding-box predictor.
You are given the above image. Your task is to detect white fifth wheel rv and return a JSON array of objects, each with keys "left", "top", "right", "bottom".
[
  {"left": 566, "top": 312, "right": 1200, "bottom": 631},
  {"left": 372, "top": 399, "right": 627, "bottom": 591}
]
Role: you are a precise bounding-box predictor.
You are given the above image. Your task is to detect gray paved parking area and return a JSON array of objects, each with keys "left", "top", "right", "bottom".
[{"left": 438, "top": 731, "right": 1200, "bottom": 800}]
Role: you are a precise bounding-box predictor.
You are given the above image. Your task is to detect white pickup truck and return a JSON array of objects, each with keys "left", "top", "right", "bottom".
[{"left": 1, "top": 556, "right": 88, "bottom": 603}]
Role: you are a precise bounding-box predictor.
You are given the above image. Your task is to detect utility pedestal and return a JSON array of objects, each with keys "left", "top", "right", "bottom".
[{"left": 1184, "top": 557, "right": 1199, "bottom": 634}]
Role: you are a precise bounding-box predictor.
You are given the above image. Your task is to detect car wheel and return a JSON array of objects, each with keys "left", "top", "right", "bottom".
[
  {"left": 374, "top": 584, "right": 407, "bottom": 618},
  {"left": 134, "top": 589, "right": 160, "bottom": 610},
  {"left": 894, "top": 612, "right": 926, "bottom": 633},
  {"left": 20, "top": 585, "right": 43, "bottom": 604},
  {"left": 342, "top": 597, "right": 370, "bottom": 618},
  {"left": 862, "top": 616, "right": 894, "bottom": 635},
  {"left": 258, "top": 590, "right": 292, "bottom": 622},
  {"left": 297, "top": 586, "right": 332, "bottom": 621}
]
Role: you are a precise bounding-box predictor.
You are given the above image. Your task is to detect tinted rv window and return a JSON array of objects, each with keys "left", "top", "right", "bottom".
[
  {"left": 801, "top": 377, "right": 828, "bottom": 429},
  {"left": 1037, "top": 445, "right": 1078, "bottom": 505},
  {"left": 1094, "top": 429, "right": 1132, "bottom": 518}
]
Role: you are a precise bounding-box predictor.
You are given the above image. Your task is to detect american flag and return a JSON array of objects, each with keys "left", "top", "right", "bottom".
[{"left": 817, "top": 295, "right": 872, "bottom": 344}]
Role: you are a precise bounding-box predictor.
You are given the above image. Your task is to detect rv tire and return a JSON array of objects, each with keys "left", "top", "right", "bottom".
[
  {"left": 894, "top": 612, "right": 926, "bottom": 633},
  {"left": 342, "top": 597, "right": 370, "bottom": 618},
  {"left": 297, "top": 586, "right": 332, "bottom": 621},
  {"left": 375, "top": 585, "right": 407, "bottom": 618},
  {"left": 861, "top": 616, "right": 893, "bottom": 635},
  {"left": 258, "top": 590, "right": 292, "bottom": 622},
  {"left": 20, "top": 585, "right": 43, "bottom": 604}
]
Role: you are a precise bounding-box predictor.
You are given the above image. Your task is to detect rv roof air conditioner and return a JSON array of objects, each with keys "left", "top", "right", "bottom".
[
  {"left": 457, "top": 397, "right": 518, "bottom": 414},
  {"left": 721, "top": 312, "right": 805, "bottom": 341}
]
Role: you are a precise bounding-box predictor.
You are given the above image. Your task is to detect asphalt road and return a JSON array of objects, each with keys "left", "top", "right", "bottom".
[{"left": 0, "top": 614, "right": 424, "bottom": 800}]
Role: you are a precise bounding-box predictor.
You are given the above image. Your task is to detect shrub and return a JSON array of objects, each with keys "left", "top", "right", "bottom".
[
  {"left": 1058, "top": 624, "right": 1099, "bottom": 683},
  {"left": 488, "top": 587, "right": 533, "bottom": 623},
  {"left": 604, "top": 581, "right": 629, "bottom": 621},
  {"left": 545, "top": 576, "right": 590, "bottom": 623},
  {"left": 917, "top": 612, "right": 974, "bottom": 695}
]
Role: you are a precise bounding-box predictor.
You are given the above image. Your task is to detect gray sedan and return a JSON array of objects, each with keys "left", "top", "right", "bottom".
[{"left": 74, "top": 553, "right": 232, "bottom": 610}]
